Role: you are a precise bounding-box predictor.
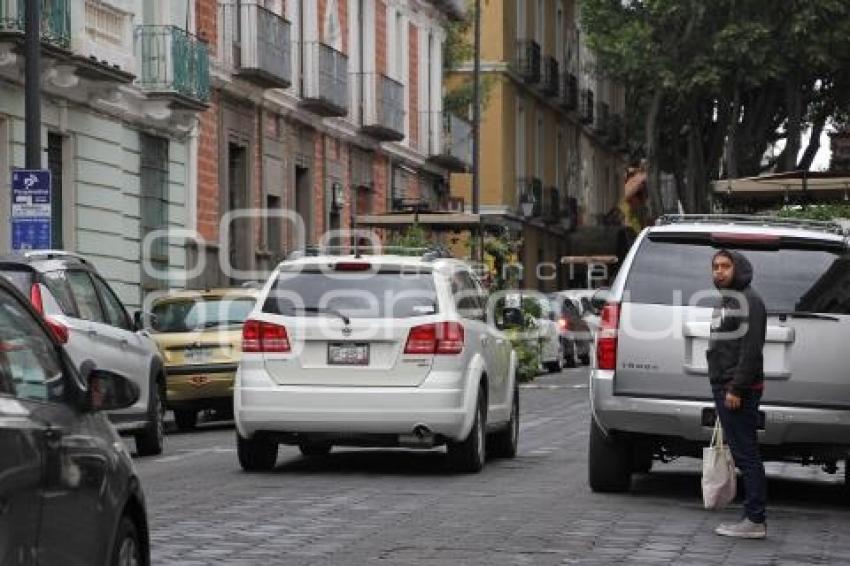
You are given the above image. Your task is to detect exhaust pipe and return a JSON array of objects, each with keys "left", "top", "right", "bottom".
[{"left": 399, "top": 424, "right": 435, "bottom": 448}]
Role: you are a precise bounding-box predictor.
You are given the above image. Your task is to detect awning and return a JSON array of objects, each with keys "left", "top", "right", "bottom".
[
  {"left": 560, "top": 255, "right": 619, "bottom": 265},
  {"left": 354, "top": 212, "right": 523, "bottom": 231},
  {"left": 712, "top": 172, "right": 850, "bottom": 201}
]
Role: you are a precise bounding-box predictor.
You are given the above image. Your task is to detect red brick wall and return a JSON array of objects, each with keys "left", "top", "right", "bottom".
[
  {"left": 197, "top": 92, "right": 219, "bottom": 242},
  {"left": 195, "top": 0, "right": 217, "bottom": 50},
  {"left": 318, "top": 0, "right": 348, "bottom": 53},
  {"left": 409, "top": 23, "right": 419, "bottom": 147},
  {"left": 373, "top": 153, "right": 388, "bottom": 214},
  {"left": 376, "top": 0, "right": 387, "bottom": 75},
  {"left": 313, "top": 132, "right": 326, "bottom": 243}
]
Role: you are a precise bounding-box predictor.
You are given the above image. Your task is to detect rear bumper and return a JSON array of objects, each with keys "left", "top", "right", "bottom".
[
  {"left": 591, "top": 369, "right": 850, "bottom": 447},
  {"left": 165, "top": 363, "right": 235, "bottom": 404},
  {"left": 234, "top": 366, "right": 475, "bottom": 441}
]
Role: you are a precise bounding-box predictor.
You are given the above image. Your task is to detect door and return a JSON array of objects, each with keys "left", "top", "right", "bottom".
[
  {"left": 615, "top": 233, "right": 850, "bottom": 406},
  {"left": 90, "top": 274, "right": 151, "bottom": 416},
  {"left": 0, "top": 287, "right": 109, "bottom": 565}
]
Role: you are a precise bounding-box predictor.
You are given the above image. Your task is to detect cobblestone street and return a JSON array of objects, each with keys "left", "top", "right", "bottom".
[{"left": 135, "top": 368, "right": 850, "bottom": 565}]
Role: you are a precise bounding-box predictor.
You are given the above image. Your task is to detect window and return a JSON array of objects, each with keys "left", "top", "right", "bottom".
[
  {"left": 140, "top": 134, "right": 169, "bottom": 292},
  {"left": 451, "top": 270, "right": 485, "bottom": 320},
  {"left": 516, "top": 101, "right": 526, "bottom": 178},
  {"left": 66, "top": 271, "right": 105, "bottom": 323},
  {"left": 395, "top": 11, "right": 404, "bottom": 80},
  {"left": 43, "top": 271, "right": 79, "bottom": 317},
  {"left": 536, "top": 115, "right": 544, "bottom": 178},
  {"left": 0, "top": 290, "right": 64, "bottom": 402},
  {"left": 516, "top": 0, "right": 526, "bottom": 40},
  {"left": 152, "top": 297, "right": 256, "bottom": 333},
  {"left": 92, "top": 275, "right": 130, "bottom": 330},
  {"left": 267, "top": 195, "right": 282, "bottom": 258}
]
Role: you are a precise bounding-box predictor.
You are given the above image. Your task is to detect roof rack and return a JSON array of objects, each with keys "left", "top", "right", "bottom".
[
  {"left": 285, "top": 245, "right": 454, "bottom": 261},
  {"left": 656, "top": 214, "right": 847, "bottom": 236},
  {"left": 22, "top": 250, "right": 91, "bottom": 264}
]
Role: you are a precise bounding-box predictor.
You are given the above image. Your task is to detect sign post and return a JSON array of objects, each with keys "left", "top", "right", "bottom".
[{"left": 11, "top": 170, "right": 52, "bottom": 252}]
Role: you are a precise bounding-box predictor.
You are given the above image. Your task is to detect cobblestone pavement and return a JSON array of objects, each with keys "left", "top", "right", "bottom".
[{"left": 134, "top": 368, "right": 850, "bottom": 565}]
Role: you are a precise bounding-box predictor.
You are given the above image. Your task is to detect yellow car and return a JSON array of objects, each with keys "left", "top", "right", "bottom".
[{"left": 148, "top": 288, "right": 258, "bottom": 430}]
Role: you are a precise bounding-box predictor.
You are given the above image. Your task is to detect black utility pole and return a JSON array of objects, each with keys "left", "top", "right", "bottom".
[
  {"left": 25, "top": 0, "right": 42, "bottom": 169},
  {"left": 471, "top": 0, "right": 482, "bottom": 262}
]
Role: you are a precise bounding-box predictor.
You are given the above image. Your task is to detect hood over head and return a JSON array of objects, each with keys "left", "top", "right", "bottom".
[{"left": 714, "top": 249, "right": 753, "bottom": 291}]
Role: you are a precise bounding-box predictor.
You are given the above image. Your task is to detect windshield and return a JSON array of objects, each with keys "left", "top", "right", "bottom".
[
  {"left": 263, "top": 269, "right": 439, "bottom": 319},
  {"left": 151, "top": 297, "right": 256, "bottom": 333},
  {"left": 624, "top": 237, "right": 850, "bottom": 314}
]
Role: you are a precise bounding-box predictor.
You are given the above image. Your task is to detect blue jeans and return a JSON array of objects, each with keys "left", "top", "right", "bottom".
[{"left": 712, "top": 387, "right": 766, "bottom": 524}]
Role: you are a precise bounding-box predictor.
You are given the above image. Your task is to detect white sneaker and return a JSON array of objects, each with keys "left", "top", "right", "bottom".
[{"left": 715, "top": 519, "right": 767, "bottom": 539}]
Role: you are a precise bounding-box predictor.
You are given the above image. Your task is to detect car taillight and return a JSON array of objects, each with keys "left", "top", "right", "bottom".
[
  {"left": 334, "top": 262, "right": 372, "bottom": 271},
  {"left": 404, "top": 322, "right": 464, "bottom": 355},
  {"left": 596, "top": 303, "right": 620, "bottom": 371},
  {"left": 558, "top": 317, "right": 569, "bottom": 331},
  {"left": 242, "top": 320, "right": 290, "bottom": 353},
  {"left": 46, "top": 318, "right": 69, "bottom": 344},
  {"left": 30, "top": 283, "right": 44, "bottom": 314}
]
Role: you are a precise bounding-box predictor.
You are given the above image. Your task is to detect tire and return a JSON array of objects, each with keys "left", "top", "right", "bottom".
[
  {"left": 579, "top": 346, "right": 591, "bottom": 366},
  {"left": 237, "top": 432, "right": 278, "bottom": 472},
  {"left": 110, "top": 515, "right": 143, "bottom": 566},
  {"left": 174, "top": 409, "right": 198, "bottom": 431},
  {"left": 299, "top": 443, "right": 332, "bottom": 457},
  {"left": 489, "top": 387, "right": 519, "bottom": 458},
  {"left": 448, "top": 386, "right": 486, "bottom": 473},
  {"left": 135, "top": 382, "right": 164, "bottom": 457},
  {"left": 545, "top": 360, "right": 561, "bottom": 373},
  {"left": 588, "top": 417, "right": 633, "bottom": 492},
  {"left": 632, "top": 445, "right": 654, "bottom": 474}
]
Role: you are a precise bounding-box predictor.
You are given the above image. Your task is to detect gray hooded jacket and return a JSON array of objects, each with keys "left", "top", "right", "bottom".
[{"left": 706, "top": 251, "right": 767, "bottom": 395}]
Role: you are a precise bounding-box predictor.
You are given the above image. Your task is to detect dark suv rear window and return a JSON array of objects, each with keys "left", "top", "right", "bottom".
[
  {"left": 624, "top": 236, "right": 850, "bottom": 313},
  {"left": 263, "top": 269, "right": 438, "bottom": 319}
]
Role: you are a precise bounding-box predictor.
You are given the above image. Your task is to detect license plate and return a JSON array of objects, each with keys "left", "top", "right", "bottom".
[
  {"left": 328, "top": 343, "right": 369, "bottom": 366},
  {"left": 184, "top": 347, "right": 213, "bottom": 363}
]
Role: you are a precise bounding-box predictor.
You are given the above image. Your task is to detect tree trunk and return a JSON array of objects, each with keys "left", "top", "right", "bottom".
[
  {"left": 781, "top": 77, "right": 803, "bottom": 172},
  {"left": 797, "top": 114, "right": 826, "bottom": 171},
  {"left": 686, "top": 110, "right": 709, "bottom": 213},
  {"left": 645, "top": 90, "right": 665, "bottom": 218},
  {"left": 725, "top": 82, "right": 742, "bottom": 179}
]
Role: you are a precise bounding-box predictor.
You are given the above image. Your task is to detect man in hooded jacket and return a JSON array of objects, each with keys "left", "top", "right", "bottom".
[{"left": 706, "top": 249, "right": 768, "bottom": 539}]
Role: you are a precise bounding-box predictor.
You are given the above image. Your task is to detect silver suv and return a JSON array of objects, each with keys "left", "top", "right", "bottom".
[
  {"left": 589, "top": 215, "right": 850, "bottom": 492},
  {"left": 0, "top": 251, "right": 166, "bottom": 456}
]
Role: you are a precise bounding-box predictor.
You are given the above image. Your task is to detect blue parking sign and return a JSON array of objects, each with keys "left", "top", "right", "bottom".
[{"left": 11, "top": 170, "right": 52, "bottom": 251}]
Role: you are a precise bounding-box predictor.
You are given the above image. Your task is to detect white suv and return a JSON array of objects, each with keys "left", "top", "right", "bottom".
[{"left": 234, "top": 253, "right": 518, "bottom": 473}]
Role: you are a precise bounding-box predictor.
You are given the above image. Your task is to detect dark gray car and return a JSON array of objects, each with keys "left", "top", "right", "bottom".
[{"left": 0, "top": 275, "right": 150, "bottom": 565}]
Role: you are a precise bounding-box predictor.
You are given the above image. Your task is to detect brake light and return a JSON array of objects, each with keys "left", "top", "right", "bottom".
[
  {"left": 558, "top": 317, "right": 569, "bottom": 331},
  {"left": 710, "top": 232, "right": 780, "bottom": 245},
  {"left": 596, "top": 303, "right": 620, "bottom": 371},
  {"left": 30, "top": 283, "right": 44, "bottom": 314},
  {"left": 404, "top": 322, "right": 464, "bottom": 355},
  {"left": 46, "top": 318, "right": 69, "bottom": 344},
  {"left": 242, "top": 320, "right": 290, "bottom": 353},
  {"left": 334, "top": 262, "right": 372, "bottom": 271}
]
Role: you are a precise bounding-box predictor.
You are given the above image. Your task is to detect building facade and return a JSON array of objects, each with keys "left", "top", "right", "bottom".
[
  {"left": 448, "top": 0, "right": 627, "bottom": 291},
  {"left": 191, "top": 0, "right": 470, "bottom": 288},
  {"left": 0, "top": 0, "right": 211, "bottom": 309}
]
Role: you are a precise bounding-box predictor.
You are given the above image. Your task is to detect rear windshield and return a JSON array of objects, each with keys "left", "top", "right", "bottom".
[
  {"left": 263, "top": 269, "right": 439, "bottom": 319},
  {"left": 624, "top": 236, "right": 850, "bottom": 313},
  {"left": 0, "top": 269, "right": 32, "bottom": 295},
  {"left": 151, "top": 297, "right": 255, "bottom": 333}
]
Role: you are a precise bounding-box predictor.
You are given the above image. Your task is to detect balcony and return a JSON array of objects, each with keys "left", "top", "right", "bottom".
[
  {"left": 595, "top": 101, "right": 610, "bottom": 134},
  {"left": 301, "top": 41, "right": 348, "bottom": 117},
  {"left": 0, "top": 0, "right": 70, "bottom": 52},
  {"left": 559, "top": 72, "right": 578, "bottom": 111},
  {"left": 423, "top": 112, "right": 472, "bottom": 172},
  {"left": 136, "top": 26, "right": 210, "bottom": 110},
  {"left": 218, "top": 1, "right": 291, "bottom": 89},
  {"left": 580, "top": 89, "right": 594, "bottom": 125},
  {"left": 358, "top": 72, "right": 405, "bottom": 142},
  {"left": 514, "top": 39, "right": 541, "bottom": 84},
  {"left": 541, "top": 56, "right": 559, "bottom": 97},
  {"left": 517, "top": 177, "right": 543, "bottom": 218}
]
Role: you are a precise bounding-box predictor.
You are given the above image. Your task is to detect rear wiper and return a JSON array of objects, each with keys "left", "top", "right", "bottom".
[
  {"left": 768, "top": 311, "right": 840, "bottom": 322},
  {"left": 285, "top": 307, "right": 350, "bottom": 326}
]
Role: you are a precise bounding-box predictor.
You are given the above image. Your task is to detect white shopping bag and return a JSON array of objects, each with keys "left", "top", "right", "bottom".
[{"left": 702, "top": 419, "right": 736, "bottom": 509}]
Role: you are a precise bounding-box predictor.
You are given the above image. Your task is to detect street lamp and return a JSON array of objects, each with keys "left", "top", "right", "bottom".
[{"left": 521, "top": 193, "right": 536, "bottom": 218}]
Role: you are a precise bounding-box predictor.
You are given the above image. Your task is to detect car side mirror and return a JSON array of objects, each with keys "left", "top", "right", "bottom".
[
  {"left": 86, "top": 368, "right": 140, "bottom": 412},
  {"left": 590, "top": 289, "right": 611, "bottom": 314}
]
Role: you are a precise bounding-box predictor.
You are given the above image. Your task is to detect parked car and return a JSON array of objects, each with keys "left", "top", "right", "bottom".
[
  {"left": 555, "top": 289, "right": 600, "bottom": 336},
  {"left": 0, "top": 273, "right": 150, "bottom": 565},
  {"left": 503, "top": 294, "right": 563, "bottom": 373},
  {"left": 148, "top": 288, "right": 259, "bottom": 430},
  {"left": 0, "top": 251, "right": 166, "bottom": 456},
  {"left": 547, "top": 294, "right": 592, "bottom": 366},
  {"left": 589, "top": 215, "right": 850, "bottom": 492},
  {"left": 235, "top": 252, "right": 518, "bottom": 473}
]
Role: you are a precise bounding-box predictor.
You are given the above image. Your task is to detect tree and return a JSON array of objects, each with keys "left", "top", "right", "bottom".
[{"left": 581, "top": 0, "right": 850, "bottom": 215}]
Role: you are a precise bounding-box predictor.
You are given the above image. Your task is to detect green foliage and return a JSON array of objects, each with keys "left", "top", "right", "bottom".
[
  {"left": 776, "top": 204, "right": 850, "bottom": 221},
  {"left": 442, "top": 0, "right": 496, "bottom": 117},
  {"left": 505, "top": 329, "right": 541, "bottom": 382},
  {"left": 386, "top": 225, "right": 430, "bottom": 249}
]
